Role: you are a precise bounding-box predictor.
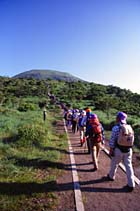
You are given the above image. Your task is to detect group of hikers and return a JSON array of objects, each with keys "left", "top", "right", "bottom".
[{"left": 63, "top": 107, "right": 135, "bottom": 192}]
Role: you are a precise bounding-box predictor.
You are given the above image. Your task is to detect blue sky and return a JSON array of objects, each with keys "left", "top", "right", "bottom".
[{"left": 0, "top": 0, "right": 140, "bottom": 93}]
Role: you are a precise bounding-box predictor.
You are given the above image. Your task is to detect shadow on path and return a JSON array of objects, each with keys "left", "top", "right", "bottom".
[{"left": 0, "top": 176, "right": 130, "bottom": 196}]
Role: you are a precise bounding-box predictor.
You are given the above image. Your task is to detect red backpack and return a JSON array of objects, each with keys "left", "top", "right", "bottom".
[{"left": 90, "top": 122, "right": 102, "bottom": 143}]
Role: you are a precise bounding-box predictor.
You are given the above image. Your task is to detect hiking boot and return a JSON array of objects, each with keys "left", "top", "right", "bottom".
[
  {"left": 106, "top": 174, "right": 114, "bottom": 181},
  {"left": 123, "top": 185, "right": 134, "bottom": 192}
]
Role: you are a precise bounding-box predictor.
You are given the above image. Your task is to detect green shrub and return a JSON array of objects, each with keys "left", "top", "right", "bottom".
[
  {"left": 16, "top": 123, "right": 47, "bottom": 147},
  {"left": 18, "top": 103, "right": 36, "bottom": 112},
  {"left": 133, "top": 125, "right": 140, "bottom": 148}
]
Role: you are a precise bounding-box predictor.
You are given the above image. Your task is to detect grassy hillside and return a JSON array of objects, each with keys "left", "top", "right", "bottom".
[
  {"left": 0, "top": 76, "right": 140, "bottom": 210},
  {"left": 0, "top": 76, "right": 140, "bottom": 145}
]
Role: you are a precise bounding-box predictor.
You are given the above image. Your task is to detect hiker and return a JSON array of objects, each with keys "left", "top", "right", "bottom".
[
  {"left": 85, "top": 114, "right": 105, "bottom": 170},
  {"left": 78, "top": 110, "right": 87, "bottom": 146},
  {"left": 43, "top": 108, "right": 47, "bottom": 121},
  {"left": 71, "top": 109, "right": 79, "bottom": 133},
  {"left": 81, "top": 108, "right": 92, "bottom": 152},
  {"left": 66, "top": 110, "right": 73, "bottom": 127},
  {"left": 85, "top": 108, "right": 92, "bottom": 127},
  {"left": 63, "top": 108, "right": 68, "bottom": 121},
  {"left": 107, "top": 111, "right": 135, "bottom": 192}
]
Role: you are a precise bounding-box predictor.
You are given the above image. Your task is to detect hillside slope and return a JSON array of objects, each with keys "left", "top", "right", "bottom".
[{"left": 13, "top": 69, "right": 85, "bottom": 82}]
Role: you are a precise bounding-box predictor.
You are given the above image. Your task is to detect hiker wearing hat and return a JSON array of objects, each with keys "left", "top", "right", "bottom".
[
  {"left": 107, "top": 111, "right": 135, "bottom": 192},
  {"left": 71, "top": 109, "right": 80, "bottom": 133},
  {"left": 80, "top": 108, "right": 93, "bottom": 151},
  {"left": 85, "top": 108, "right": 92, "bottom": 127},
  {"left": 85, "top": 114, "right": 105, "bottom": 170},
  {"left": 78, "top": 110, "right": 87, "bottom": 146}
]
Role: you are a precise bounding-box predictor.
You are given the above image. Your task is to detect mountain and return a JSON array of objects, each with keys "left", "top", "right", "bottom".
[{"left": 13, "top": 69, "right": 85, "bottom": 82}]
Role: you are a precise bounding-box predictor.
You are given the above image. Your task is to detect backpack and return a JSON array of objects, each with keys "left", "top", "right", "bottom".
[
  {"left": 73, "top": 113, "right": 79, "bottom": 122},
  {"left": 78, "top": 117, "right": 83, "bottom": 127},
  {"left": 67, "top": 112, "right": 72, "bottom": 120},
  {"left": 90, "top": 122, "right": 102, "bottom": 143},
  {"left": 117, "top": 124, "right": 134, "bottom": 147}
]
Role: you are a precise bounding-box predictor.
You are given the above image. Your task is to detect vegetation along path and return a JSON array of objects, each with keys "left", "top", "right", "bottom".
[{"left": 56, "top": 118, "right": 140, "bottom": 211}]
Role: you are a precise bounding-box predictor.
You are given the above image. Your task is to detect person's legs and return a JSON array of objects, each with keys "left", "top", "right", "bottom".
[
  {"left": 74, "top": 121, "right": 77, "bottom": 133},
  {"left": 90, "top": 142, "right": 100, "bottom": 169},
  {"left": 87, "top": 137, "right": 91, "bottom": 154},
  {"left": 79, "top": 127, "right": 85, "bottom": 146},
  {"left": 90, "top": 141, "right": 97, "bottom": 168},
  {"left": 96, "top": 142, "right": 101, "bottom": 158},
  {"left": 72, "top": 121, "right": 76, "bottom": 133},
  {"left": 109, "top": 148, "right": 122, "bottom": 180},
  {"left": 123, "top": 149, "right": 135, "bottom": 188},
  {"left": 79, "top": 127, "right": 83, "bottom": 139},
  {"left": 92, "top": 146, "right": 96, "bottom": 165}
]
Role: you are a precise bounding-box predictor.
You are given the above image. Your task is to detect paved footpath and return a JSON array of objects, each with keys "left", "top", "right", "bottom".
[{"left": 66, "top": 125, "right": 140, "bottom": 211}]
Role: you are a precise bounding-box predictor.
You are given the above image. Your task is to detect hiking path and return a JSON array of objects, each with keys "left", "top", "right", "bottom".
[{"left": 55, "top": 119, "right": 140, "bottom": 211}]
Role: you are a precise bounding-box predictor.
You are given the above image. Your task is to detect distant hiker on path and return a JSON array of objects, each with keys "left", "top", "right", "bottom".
[
  {"left": 65, "top": 110, "right": 73, "bottom": 127},
  {"left": 85, "top": 114, "right": 105, "bottom": 170},
  {"left": 71, "top": 109, "right": 80, "bottom": 133},
  {"left": 78, "top": 110, "right": 87, "bottom": 146},
  {"left": 43, "top": 108, "right": 47, "bottom": 121},
  {"left": 107, "top": 111, "right": 135, "bottom": 192},
  {"left": 81, "top": 108, "right": 92, "bottom": 152}
]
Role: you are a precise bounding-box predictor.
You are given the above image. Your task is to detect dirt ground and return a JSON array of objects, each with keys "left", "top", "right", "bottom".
[{"left": 55, "top": 121, "right": 140, "bottom": 211}]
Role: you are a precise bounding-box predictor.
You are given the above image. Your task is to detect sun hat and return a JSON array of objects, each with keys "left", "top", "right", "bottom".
[
  {"left": 90, "top": 114, "right": 98, "bottom": 119},
  {"left": 89, "top": 113, "right": 99, "bottom": 123},
  {"left": 82, "top": 110, "right": 86, "bottom": 115},
  {"left": 117, "top": 112, "right": 127, "bottom": 124}
]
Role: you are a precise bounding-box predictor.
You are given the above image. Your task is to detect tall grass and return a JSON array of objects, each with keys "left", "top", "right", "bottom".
[{"left": 0, "top": 105, "right": 68, "bottom": 211}]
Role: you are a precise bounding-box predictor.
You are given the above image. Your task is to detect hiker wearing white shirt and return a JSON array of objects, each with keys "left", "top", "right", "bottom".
[{"left": 107, "top": 112, "right": 135, "bottom": 192}]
